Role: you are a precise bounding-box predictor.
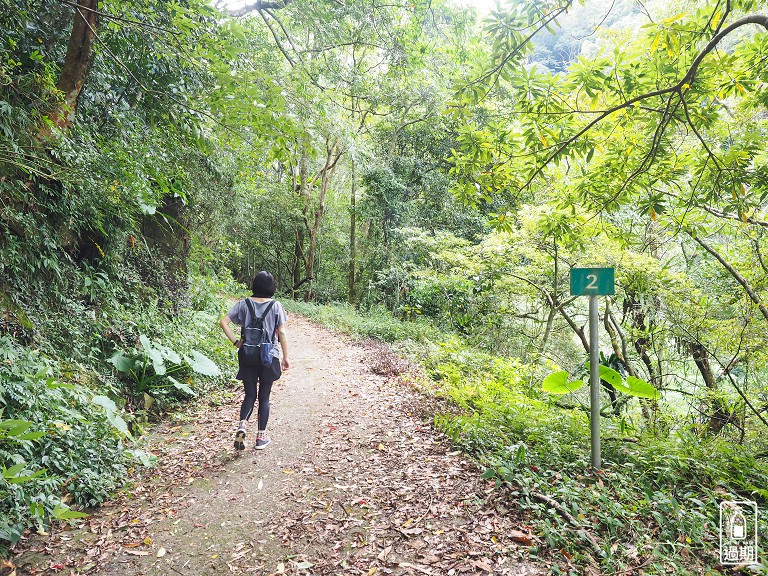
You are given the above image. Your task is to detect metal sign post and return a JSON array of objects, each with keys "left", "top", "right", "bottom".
[
  {"left": 588, "top": 295, "right": 601, "bottom": 469},
  {"left": 570, "top": 267, "right": 615, "bottom": 471}
]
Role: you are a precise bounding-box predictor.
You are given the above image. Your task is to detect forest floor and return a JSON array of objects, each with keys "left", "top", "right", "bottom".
[{"left": 12, "top": 316, "right": 547, "bottom": 576}]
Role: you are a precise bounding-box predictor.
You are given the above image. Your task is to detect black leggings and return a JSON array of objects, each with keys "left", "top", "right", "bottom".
[{"left": 239, "top": 374, "right": 275, "bottom": 430}]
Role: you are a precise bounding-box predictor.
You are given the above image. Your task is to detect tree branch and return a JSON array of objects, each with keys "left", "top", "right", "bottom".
[
  {"left": 227, "top": 0, "right": 294, "bottom": 17},
  {"left": 521, "top": 13, "right": 768, "bottom": 190},
  {"left": 77, "top": 13, "right": 246, "bottom": 139},
  {"left": 688, "top": 232, "right": 768, "bottom": 324},
  {"left": 680, "top": 93, "right": 722, "bottom": 170},
  {"left": 678, "top": 324, "right": 768, "bottom": 430},
  {"left": 528, "top": 491, "right": 603, "bottom": 556},
  {"left": 471, "top": 1, "right": 575, "bottom": 90},
  {"left": 698, "top": 205, "right": 768, "bottom": 228},
  {"left": 52, "top": 0, "right": 177, "bottom": 34},
  {"left": 508, "top": 273, "right": 588, "bottom": 352},
  {"left": 259, "top": 9, "right": 295, "bottom": 66}
]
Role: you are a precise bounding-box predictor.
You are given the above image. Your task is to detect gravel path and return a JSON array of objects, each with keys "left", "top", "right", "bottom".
[{"left": 13, "top": 315, "right": 545, "bottom": 576}]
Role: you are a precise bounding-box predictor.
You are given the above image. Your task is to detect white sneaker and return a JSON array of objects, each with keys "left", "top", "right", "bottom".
[
  {"left": 254, "top": 432, "right": 271, "bottom": 450},
  {"left": 234, "top": 429, "right": 246, "bottom": 451}
]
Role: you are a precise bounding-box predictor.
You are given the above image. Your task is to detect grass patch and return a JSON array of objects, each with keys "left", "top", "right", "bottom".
[{"left": 283, "top": 300, "right": 442, "bottom": 343}]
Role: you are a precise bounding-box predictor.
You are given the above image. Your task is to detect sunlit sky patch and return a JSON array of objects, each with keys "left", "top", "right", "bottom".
[{"left": 221, "top": 0, "right": 500, "bottom": 15}]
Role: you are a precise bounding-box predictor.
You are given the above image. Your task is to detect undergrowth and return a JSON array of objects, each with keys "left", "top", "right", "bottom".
[
  {"left": 288, "top": 300, "right": 768, "bottom": 575},
  {"left": 0, "top": 266, "right": 238, "bottom": 556},
  {"left": 283, "top": 300, "right": 441, "bottom": 344}
]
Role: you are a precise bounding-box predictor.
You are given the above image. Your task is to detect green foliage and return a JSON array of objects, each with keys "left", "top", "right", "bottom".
[
  {"left": 0, "top": 265, "right": 236, "bottom": 552},
  {"left": 283, "top": 300, "right": 441, "bottom": 344},
  {"left": 109, "top": 333, "right": 220, "bottom": 402},
  {"left": 2, "top": 0, "right": 768, "bottom": 572},
  {"left": 541, "top": 371, "right": 584, "bottom": 395},
  {"left": 0, "top": 418, "right": 46, "bottom": 444},
  {"left": 0, "top": 338, "right": 129, "bottom": 550},
  {"left": 91, "top": 395, "right": 131, "bottom": 438},
  {"left": 543, "top": 364, "right": 660, "bottom": 399},
  {"left": 430, "top": 340, "right": 768, "bottom": 573}
]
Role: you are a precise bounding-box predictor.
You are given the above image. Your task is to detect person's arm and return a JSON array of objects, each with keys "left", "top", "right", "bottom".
[
  {"left": 219, "top": 315, "right": 242, "bottom": 348},
  {"left": 277, "top": 324, "right": 290, "bottom": 370}
]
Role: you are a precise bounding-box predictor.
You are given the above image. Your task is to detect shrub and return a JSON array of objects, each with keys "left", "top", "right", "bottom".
[
  {"left": 0, "top": 338, "right": 130, "bottom": 551},
  {"left": 431, "top": 344, "right": 768, "bottom": 573},
  {"left": 283, "top": 300, "right": 441, "bottom": 343}
]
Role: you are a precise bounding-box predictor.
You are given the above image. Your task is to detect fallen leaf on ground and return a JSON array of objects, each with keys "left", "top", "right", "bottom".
[
  {"left": 472, "top": 559, "right": 494, "bottom": 572},
  {"left": 509, "top": 529, "right": 534, "bottom": 546}
]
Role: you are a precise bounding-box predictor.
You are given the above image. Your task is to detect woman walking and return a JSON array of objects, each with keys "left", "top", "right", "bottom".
[{"left": 219, "top": 271, "right": 290, "bottom": 450}]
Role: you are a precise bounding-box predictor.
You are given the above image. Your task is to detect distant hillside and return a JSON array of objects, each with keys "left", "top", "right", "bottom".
[{"left": 530, "top": 0, "right": 643, "bottom": 72}]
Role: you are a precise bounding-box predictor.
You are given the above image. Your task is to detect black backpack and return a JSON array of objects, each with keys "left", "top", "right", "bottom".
[{"left": 238, "top": 299, "right": 277, "bottom": 368}]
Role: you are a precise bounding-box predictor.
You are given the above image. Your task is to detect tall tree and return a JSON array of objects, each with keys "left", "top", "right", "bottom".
[{"left": 48, "top": 0, "right": 98, "bottom": 130}]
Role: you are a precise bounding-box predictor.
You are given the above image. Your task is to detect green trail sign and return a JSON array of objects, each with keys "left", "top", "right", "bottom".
[
  {"left": 570, "top": 267, "right": 615, "bottom": 296},
  {"left": 569, "top": 266, "right": 615, "bottom": 471}
]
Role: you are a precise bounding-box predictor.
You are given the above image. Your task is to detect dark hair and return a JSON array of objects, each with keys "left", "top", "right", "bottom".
[{"left": 251, "top": 271, "right": 276, "bottom": 298}]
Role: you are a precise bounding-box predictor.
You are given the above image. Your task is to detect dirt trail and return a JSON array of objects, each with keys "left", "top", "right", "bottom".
[{"left": 14, "top": 316, "right": 545, "bottom": 576}]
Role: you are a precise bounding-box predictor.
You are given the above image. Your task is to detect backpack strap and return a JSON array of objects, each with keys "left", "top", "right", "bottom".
[
  {"left": 262, "top": 299, "right": 277, "bottom": 321},
  {"left": 273, "top": 304, "right": 281, "bottom": 341},
  {"left": 244, "top": 298, "right": 257, "bottom": 327},
  {"left": 263, "top": 300, "right": 277, "bottom": 343},
  {"left": 244, "top": 299, "right": 277, "bottom": 342},
  {"left": 244, "top": 298, "right": 276, "bottom": 326}
]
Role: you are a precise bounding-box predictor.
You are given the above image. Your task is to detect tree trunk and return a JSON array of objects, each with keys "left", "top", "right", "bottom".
[
  {"left": 141, "top": 195, "right": 189, "bottom": 313},
  {"left": 560, "top": 305, "right": 590, "bottom": 353},
  {"left": 605, "top": 302, "right": 638, "bottom": 377},
  {"left": 537, "top": 305, "right": 556, "bottom": 356},
  {"left": 49, "top": 0, "right": 99, "bottom": 131},
  {"left": 291, "top": 146, "right": 309, "bottom": 297},
  {"left": 688, "top": 340, "right": 729, "bottom": 435},
  {"left": 537, "top": 240, "right": 557, "bottom": 356},
  {"left": 624, "top": 292, "right": 657, "bottom": 420},
  {"left": 348, "top": 158, "right": 357, "bottom": 304},
  {"left": 292, "top": 228, "right": 305, "bottom": 296},
  {"left": 305, "top": 143, "right": 342, "bottom": 301},
  {"left": 227, "top": 0, "right": 294, "bottom": 17}
]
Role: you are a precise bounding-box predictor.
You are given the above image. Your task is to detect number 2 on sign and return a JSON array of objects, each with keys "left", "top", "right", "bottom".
[{"left": 585, "top": 274, "right": 598, "bottom": 290}]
